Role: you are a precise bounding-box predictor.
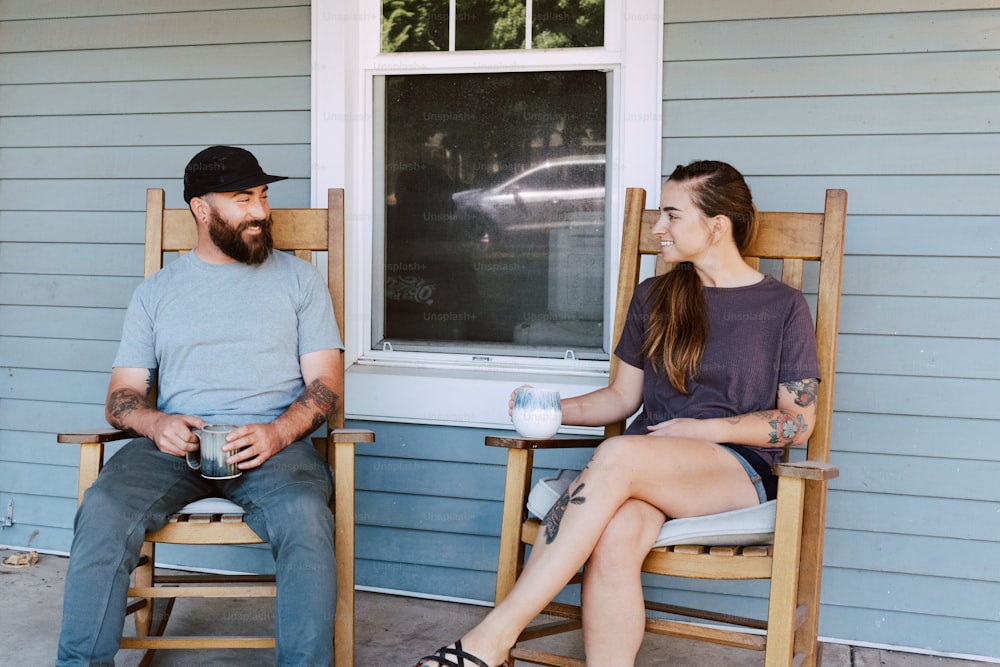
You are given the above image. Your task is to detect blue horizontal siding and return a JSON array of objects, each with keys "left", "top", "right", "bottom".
[
  {"left": 664, "top": 92, "right": 1000, "bottom": 136},
  {"left": 661, "top": 4, "right": 999, "bottom": 657},
  {"left": 2, "top": 2, "right": 999, "bottom": 661},
  {"left": 0, "top": 1, "right": 312, "bottom": 576}
]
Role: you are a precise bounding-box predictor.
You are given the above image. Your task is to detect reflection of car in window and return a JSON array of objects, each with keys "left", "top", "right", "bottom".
[{"left": 451, "top": 155, "right": 605, "bottom": 246}]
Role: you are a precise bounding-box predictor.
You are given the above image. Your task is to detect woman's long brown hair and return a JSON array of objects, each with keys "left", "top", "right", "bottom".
[{"left": 641, "top": 161, "right": 759, "bottom": 393}]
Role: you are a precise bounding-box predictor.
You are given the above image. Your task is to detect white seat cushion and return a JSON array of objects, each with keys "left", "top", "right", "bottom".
[
  {"left": 653, "top": 500, "right": 775, "bottom": 547},
  {"left": 176, "top": 497, "right": 245, "bottom": 515},
  {"left": 527, "top": 470, "right": 775, "bottom": 547}
]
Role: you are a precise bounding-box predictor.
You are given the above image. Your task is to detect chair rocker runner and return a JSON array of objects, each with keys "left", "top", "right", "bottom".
[
  {"left": 58, "top": 187, "right": 374, "bottom": 666},
  {"left": 486, "top": 187, "right": 847, "bottom": 667}
]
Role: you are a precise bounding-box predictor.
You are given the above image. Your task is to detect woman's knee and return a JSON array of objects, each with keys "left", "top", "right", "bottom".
[
  {"left": 588, "top": 435, "right": 647, "bottom": 480},
  {"left": 590, "top": 435, "right": 623, "bottom": 465}
]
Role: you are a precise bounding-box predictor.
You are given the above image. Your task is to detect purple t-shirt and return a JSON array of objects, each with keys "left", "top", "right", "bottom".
[{"left": 614, "top": 275, "right": 820, "bottom": 468}]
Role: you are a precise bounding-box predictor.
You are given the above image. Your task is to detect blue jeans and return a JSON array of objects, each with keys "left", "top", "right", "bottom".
[{"left": 57, "top": 438, "right": 335, "bottom": 667}]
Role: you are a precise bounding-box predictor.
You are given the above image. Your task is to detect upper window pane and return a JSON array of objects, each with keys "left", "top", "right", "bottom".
[
  {"left": 381, "top": 0, "right": 604, "bottom": 52},
  {"left": 379, "top": 70, "right": 609, "bottom": 359},
  {"left": 532, "top": 0, "right": 605, "bottom": 48},
  {"left": 455, "top": 1, "right": 525, "bottom": 50},
  {"left": 381, "top": 0, "right": 449, "bottom": 52}
]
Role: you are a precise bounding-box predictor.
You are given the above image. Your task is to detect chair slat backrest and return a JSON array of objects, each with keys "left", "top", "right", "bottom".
[
  {"left": 609, "top": 188, "right": 847, "bottom": 465},
  {"left": 143, "top": 188, "right": 347, "bottom": 429}
]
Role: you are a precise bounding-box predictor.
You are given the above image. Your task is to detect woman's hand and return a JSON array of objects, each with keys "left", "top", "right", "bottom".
[
  {"left": 508, "top": 384, "right": 533, "bottom": 418},
  {"left": 645, "top": 417, "right": 715, "bottom": 441}
]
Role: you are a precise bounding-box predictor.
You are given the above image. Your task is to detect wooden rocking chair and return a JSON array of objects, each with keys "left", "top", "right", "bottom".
[
  {"left": 58, "top": 187, "right": 374, "bottom": 666},
  {"left": 486, "top": 187, "right": 847, "bottom": 666}
]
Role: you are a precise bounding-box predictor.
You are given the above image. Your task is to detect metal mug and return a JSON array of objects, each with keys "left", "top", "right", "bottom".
[{"left": 186, "top": 424, "right": 242, "bottom": 479}]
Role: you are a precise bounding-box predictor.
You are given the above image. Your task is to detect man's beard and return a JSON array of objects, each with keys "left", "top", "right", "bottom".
[{"left": 207, "top": 210, "right": 273, "bottom": 265}]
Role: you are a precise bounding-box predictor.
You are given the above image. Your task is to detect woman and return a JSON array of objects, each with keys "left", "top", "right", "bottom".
[{"left": 414, "top": 161, "right": 820, "bottom": 667}]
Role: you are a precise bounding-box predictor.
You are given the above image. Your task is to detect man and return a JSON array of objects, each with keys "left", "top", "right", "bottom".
[{"left": 57, "top": 146, "right": 342, "bottom": 666}]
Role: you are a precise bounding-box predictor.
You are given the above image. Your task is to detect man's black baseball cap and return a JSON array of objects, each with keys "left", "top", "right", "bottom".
[{"left": 183, "top": 145, "right": 287, "bottom": 203}]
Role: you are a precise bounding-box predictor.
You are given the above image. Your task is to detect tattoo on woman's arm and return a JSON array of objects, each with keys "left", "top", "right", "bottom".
[
  {"left": 767, "top": 412, "right": 807, "bottom": 445},
  {"left": 542, "top": 483, "right": 586, "bottom": 544},
  {"left": 782, "top": 378, "right": 818, "bottom": 407}
]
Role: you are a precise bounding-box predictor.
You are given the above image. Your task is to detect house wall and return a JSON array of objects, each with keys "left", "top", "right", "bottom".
[
  {"left": 1, "top": 0, "right": 997, "bottom": 659},
  {"left": 658, "top": 2, "right": 1000, "bottom": 658},
  {"left": 0, "top": 0, "right": 313, "bottom": 573}
]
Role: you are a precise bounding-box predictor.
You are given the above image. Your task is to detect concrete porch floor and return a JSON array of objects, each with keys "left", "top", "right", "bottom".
[{"left": 2, "top": 548, "right": 994, "bottom": 667}]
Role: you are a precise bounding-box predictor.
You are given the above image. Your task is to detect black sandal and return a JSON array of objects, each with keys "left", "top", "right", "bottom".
[{"left": 413, "top": 639, "right": 505, "bottom": 667}]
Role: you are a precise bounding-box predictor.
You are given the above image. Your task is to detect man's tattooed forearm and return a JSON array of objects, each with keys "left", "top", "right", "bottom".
[
  {"left": 782, "top": 378, "right": 818, "bottom": 408},
  {"left": 295, "top": 379, "right": 338, "bottom": 415},
  {"left": 293, "top": 379, "right": 340, "bottom": 436},
  {"left": 107, "top": 389, "right": 148, "bottom": 431}
]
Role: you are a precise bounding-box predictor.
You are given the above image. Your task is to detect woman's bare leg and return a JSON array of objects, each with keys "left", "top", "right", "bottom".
[
  {"left": 581, "top": 499, "right": 665, "bottom": 666},
  {"left": 417, "top": 435, "right": 759, "bottom": 667}
]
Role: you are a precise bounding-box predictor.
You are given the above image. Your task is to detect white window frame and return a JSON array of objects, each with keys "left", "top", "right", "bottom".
[{"left": 312, "top": 0, "right": 663, "bottom": 428}]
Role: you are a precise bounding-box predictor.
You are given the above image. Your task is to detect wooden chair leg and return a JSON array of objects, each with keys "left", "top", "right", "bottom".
[
  {"left": 495, "top": 448, "right": 534, "bottom": 667},
  {"left": 764, "top": 477, "right": 807, "bottom": 667},
  {"left": 793, "top": 479, "right": 831, "bottom": 667},
  {"left": 133, "top": 541, "right": 155, "bottom": 637},
  {"left": 334, "top": 439, "right": 356, "bottom": 667},
  {"left": 495, "top": 448, "right": 534, "bottom": 606}
]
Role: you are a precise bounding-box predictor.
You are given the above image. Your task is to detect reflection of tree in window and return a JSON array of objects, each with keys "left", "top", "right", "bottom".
[
  {"left": 381, "top": 0, "right": 604, "bottom": 52},
  {"left": 381, "top": 0, "right": 449, "bottom": 52},
  {"left": 533, "top": 0, "right": 604, "bottom": 48},
  {"left": 456, "top": 0, "right": 525, "bottom": 50}
]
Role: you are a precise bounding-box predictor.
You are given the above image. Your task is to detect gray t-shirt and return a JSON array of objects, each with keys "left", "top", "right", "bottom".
[
  {"left": 615, "top": 275, "right": 820, "bottom": 467},
  {"left": 113, "top": 249, "right": 342, "bottom": 425}
]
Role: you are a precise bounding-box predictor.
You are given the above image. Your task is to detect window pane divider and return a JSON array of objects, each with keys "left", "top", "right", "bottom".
[
  {"left": 449, "top": 0, "right": 456, "bottom": 52},
  {"left": 525, "top": 0, "right": 534, "bottom": 49}
]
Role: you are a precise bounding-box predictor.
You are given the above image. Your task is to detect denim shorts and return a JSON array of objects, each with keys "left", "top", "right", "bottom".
[{"left": 720, "top": 444, "right": 777, "bottom": 503}]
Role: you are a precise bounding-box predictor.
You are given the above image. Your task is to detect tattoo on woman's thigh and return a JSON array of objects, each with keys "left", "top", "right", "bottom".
[{"left": 542, "top": 483, "right": 586, "bottom": 544}]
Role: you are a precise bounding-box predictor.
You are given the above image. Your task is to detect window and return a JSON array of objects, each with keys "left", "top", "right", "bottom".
[
  {"left": 381, "top": 0, "right": 605, "bottom": 52},
  {"left": 377, "top": 70, "right": 609, "bottom": 359},
  {"left": 312, "top": 1, "right": 662, "bottom": 425}
]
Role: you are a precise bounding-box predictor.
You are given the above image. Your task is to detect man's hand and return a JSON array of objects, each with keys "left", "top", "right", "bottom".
[
  {"left": 222, "top": 422, "right": 286, "bottom": 470},
  {"left": 148, "top": 413, "right": 203, "bottom": 457}
]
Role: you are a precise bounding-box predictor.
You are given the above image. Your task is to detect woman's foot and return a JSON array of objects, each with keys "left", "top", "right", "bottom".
[{"left": 412, "top": 639, "right": 506, "bottom": 667}]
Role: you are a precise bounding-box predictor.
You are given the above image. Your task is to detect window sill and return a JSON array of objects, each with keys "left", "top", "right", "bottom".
[{"left": 344, "top": 359, "right": 608, "bottom": 432}]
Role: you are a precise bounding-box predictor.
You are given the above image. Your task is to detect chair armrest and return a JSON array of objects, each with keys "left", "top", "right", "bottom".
[
  {"left": 312, "top": 430, "right": 375, "bottom": 466},
  {"left": 485, "top": 434, "right": 604, "bottom": 451},
  {"left": 330, "top": 428, "right": 376, "bottom": 444},
  {"left": 57, "top": 429, "right": 129, "bottom": 503},
  {"left": 774, "top": 460, "right": 839, "bottom": 481},
  {"left": 57, "top": 428, "right": 130, "bottom": 444}
]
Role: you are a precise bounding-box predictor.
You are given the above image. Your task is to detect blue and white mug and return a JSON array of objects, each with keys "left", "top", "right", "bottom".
[
  {"left": 186, "top": 424, "right": 242, "bottom": 479},
  {"left": 511, "top": 387, "right": 562, "bottom": 439}
]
